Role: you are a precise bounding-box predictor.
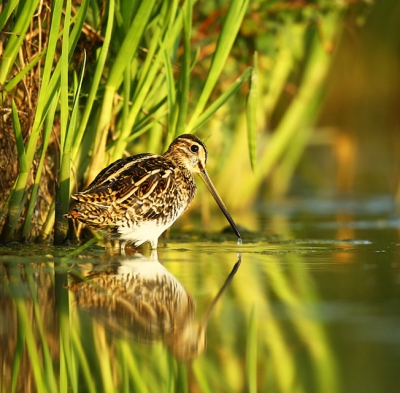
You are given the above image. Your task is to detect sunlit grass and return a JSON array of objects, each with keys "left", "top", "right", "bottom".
[{"left": 0, "top": 0, "right": 355, "bottom": 243}]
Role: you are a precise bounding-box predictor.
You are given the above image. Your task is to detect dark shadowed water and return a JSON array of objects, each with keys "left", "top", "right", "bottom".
[{"left": 1, "top": 195, "right": 400, "bottom": 393}]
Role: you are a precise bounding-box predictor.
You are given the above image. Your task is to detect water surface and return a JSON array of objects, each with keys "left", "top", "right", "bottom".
[{"left": 1, "top": 196, "right": 400, "bottom": 393}]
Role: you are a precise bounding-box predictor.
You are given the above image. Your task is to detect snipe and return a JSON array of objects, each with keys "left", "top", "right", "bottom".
[
  {"left": 65, "top": 134, "right": 241, "bottom": 249},
  {"left": 69, "top": 252, "right": 241, "bottom": 360}
]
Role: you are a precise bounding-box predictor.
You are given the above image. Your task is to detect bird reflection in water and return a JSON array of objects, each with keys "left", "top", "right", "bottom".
[{"left": 68, "top": 252, "right": 241, "bottom": 361}]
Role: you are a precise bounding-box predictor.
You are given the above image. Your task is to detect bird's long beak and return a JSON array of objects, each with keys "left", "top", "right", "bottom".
[{"left": 198, "top": 170, "right": 242, "bottom": 241}]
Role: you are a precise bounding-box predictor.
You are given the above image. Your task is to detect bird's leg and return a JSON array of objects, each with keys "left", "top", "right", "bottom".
[
  {"left": 150, "top": 238, "right": 158, "bottom": 250},
  {"left": 149, "top": 249, "right": 159, "bottom": 261},
  {"left": 120, "top": 241, "right": 126, "bottom": 254}
]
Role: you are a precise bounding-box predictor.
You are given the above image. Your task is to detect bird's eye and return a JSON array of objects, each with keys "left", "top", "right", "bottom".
[{"left": 190, "top": 144, "right": 199, "bottom": 153}]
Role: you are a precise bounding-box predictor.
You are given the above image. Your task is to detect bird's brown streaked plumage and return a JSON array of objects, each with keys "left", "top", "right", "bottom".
[
  {"left": 64, "top": 134, "right": 241, "bottom": 249},
  {"left": 69, "top": 252, "right": 241, "bottom": 360}
]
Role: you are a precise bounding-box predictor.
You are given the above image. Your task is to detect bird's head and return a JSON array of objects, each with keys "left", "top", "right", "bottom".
[{"left": 165, "top": 134, "right": 208, "bottom": 173}]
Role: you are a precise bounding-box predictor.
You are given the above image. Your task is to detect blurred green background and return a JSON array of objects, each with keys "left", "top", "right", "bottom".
[
  {"left": 1, "top": 2, "right": 400, "bottom": 392},
  {"left": 306, "top": 0, "right": 400, "bottom": 197},
  {"left": 0, "top": 0, "right": 399, "bottom": 241}
]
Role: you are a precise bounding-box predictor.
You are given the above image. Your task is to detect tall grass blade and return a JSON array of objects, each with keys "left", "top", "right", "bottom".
[
  {"left": 1, "top": 102, "right": 30, "bottom": 241},
  {"left": 264, "top": 45, "right": 293, "bottom": 120},
  {"left": 1, "top": 0, "right": 64, "bottom": 241},
  {"left": 241, "top": 12, "right": 341, "bottom": 204},
  {"left": 192, "top": 67, "right": 252, "bottom": 132},
  {"left": 11, "top": 301, "right": 26, "bottom": 393},
  {"left": 187, "top": 0, "right": 249, "bottom": 131},
  {"left": 164, "top": 47, "right": 177, "bottom": 144},
  {"left": 56, "top": 271, "right": 76, "bottom": 393},
  {"left": 54, "top": 0, "right": 72, "bottom": 245},
  {"left": 14, "top": 298, "right": 49, "bottom": 391},
  {"left": 89, "top": 0, "right": 156, "bottom": 181},
  {"left": 93, "top": 325, "right": 114, "bottom": 393},
  {"left": 4, "top": 50, "right": 46, "bottom": 92},
  {"left": 22, "top": 93, "right": 58, "bottom": 240},
  {"left": 111, "top": 0, "right": 171, "bottom": 161},
  {"left": 70, "top": 323, "right": 97, "bottom": 393},
  {"left": 11, "top": 100, "right": 27, "bottom": 174},
  {"left": 25, "top": 266, "right": 58, "bottom": 392},
  {"left": 246, "top": 52, "right": 258, "bottom": 171},
  {"left": 55, "top": 45, "right": 87, "bottom": 245},
  {"left": 175, "top": 0, "right": 192, "bottom": 137},
  {"left": 120, "top": 342, "right": 149, "bottom": 393},
  {"left": 177, "top": 362, "right": 188, "bottom": 393},
  {"left": 192, "top": 362, "right": 213, "bottom": 393},
  {"left": 0, "top": 0, "right": 40, "bottom": 87},
  {"left": 72, "top": 0, "right": 114, "bottom": 155},
  {"left": 246, "top": 306, "right": 257, "bottom": 393},
  {"left": 40, "top": 0, "right": 89, "bottom": 126},
  {"left": 0, "top": 0, "right": 19, "bottom": 32},
  {"left": 59, "top": 0, "right": 72, "bottom": 159}
]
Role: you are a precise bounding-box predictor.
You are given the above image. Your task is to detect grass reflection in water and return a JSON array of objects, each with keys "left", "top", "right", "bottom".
[{"left": 0, "top": 244, "right": 337, "bottom": 393}]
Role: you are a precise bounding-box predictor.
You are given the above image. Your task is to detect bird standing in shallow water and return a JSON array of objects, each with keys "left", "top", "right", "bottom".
[{"left": 65, "top": 134, "right": 241, "bottom": 249}]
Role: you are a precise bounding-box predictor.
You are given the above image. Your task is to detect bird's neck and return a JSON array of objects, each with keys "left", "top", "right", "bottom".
[{"left": 163, "top": 150, "right": 192, "bottom": 174}]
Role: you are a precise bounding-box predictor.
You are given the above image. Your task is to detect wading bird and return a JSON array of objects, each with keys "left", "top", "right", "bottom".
[{"left": 65, "top": 134, "right": 241, "bottom": 249}]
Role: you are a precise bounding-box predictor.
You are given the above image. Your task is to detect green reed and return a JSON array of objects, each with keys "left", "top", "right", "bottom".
[
  {"left": 245, "top": 306, "right": 257, "bottom": 393},
  {"left": 1, "top": 0, "right": 89, "bottom": 242},
  {"left": 0, "top": 0, "right": 358, "bottom": 243}
]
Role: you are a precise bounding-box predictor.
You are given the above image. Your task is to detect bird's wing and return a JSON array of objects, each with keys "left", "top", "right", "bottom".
[{"left": 72, "top": 154, "right": 179, "bottom": 220}]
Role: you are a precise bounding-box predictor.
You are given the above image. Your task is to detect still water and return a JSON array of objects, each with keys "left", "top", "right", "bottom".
[{"left": 1, "top": 196, "right": 400, "bottom": 393}]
